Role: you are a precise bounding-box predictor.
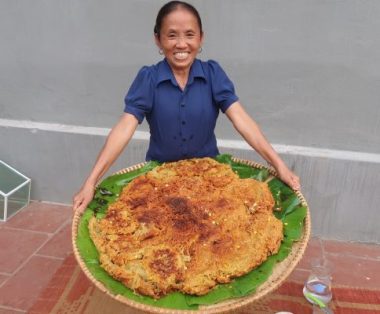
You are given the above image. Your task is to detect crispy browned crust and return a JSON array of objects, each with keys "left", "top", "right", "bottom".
[{"left": 89, "top": 158, "right": 283, "bottom": 298}]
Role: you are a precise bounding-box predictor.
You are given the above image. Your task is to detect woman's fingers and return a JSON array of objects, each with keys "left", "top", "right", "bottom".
[
  {"left": 72, "top": 195, "right": 83, "bottom": 212},
  {"left": 284, "top": 173, "right": 300, "bottom": 191},
  {"left": 73, "top": 193, "right": 86, "bottom": 213},
  {"left": 290, "top": 175, "right": 301, "bottom": 191},
  {"left": 73, "top": 197, "right": 88, "bottom": 213},
  {"left": 277, "top": 167, "right": 301, "bottom": 191},
  {"left": 73, "top": 185, "right": 95, "bottom": 214}
]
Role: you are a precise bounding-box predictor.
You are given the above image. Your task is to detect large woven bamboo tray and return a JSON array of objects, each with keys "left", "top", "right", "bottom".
[{"left": 72, "top": 157, "right": 311, "bottom": 314}]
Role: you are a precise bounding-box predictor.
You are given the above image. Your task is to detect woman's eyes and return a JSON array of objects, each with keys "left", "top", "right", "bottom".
[{"left": 166, "top": 33, "right": 196, "bottom": 40}]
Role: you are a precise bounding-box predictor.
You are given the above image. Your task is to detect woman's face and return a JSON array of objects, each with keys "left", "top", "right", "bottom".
[{"left": 155, "top": 9, "right": 203, "bottom": 73}]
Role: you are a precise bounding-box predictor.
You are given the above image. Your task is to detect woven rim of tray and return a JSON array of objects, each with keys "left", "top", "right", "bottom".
[{"left": 72, "top": 158, "right": 311, "bottom": 314}]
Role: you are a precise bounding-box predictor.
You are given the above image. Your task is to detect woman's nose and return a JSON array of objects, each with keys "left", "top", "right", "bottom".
[{"left": 175, "top": 36, "right": 187, "bottom": 48}]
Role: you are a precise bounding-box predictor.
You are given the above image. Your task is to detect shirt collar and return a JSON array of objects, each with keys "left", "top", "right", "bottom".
[{"left": 156, "top": 58, "right": 206, "bottom": 87}]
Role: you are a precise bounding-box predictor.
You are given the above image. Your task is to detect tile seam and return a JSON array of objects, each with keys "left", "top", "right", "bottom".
[{"left": 0, "top": 304, "right": 27, "bottom": 313}]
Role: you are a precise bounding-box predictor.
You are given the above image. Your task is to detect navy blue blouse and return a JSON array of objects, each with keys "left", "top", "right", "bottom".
[{"left": 124, "top": 58, "right": 239, "bottom": 162}]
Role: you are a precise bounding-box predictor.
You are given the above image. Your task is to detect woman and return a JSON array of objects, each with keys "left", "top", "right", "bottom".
[{"left": 73, "top": 1, "right": 300, "bottom": 213}]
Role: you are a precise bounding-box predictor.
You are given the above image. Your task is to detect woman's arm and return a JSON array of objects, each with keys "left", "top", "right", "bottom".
[
  {"left": 225, "top": 102, "right": 300, "bottom": 190},
  {"left": 72, "top": 113, "right": 139, "bottom": 212}
]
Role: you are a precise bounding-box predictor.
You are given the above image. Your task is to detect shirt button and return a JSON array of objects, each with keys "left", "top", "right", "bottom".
[
  {"left": 182, "top": 138, "right": 186, "bottom": 142},
  {"left": 181, "top": 103, "right": 185, "bottom": 107},
  {"left": 182, "top": 121, "right": 186, "bottom": 125}
]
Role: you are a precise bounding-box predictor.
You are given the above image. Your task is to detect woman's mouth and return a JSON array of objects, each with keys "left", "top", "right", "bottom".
[{"left": 174, "top": 52, "right": 190, "bottom": 60}]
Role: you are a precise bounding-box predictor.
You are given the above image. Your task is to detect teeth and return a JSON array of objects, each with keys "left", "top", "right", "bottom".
[{"left": 174, "top": 52, "right": 189, "bottom": 60}]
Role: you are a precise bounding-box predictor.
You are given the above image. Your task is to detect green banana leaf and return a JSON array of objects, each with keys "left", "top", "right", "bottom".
[{"left": 76, "top": 154, "right": 307, "bottom": 310}]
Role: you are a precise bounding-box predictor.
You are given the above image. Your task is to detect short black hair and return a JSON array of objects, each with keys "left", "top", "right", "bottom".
[{"left": 154, "top": 1, "right": 203, "bottom": 38}]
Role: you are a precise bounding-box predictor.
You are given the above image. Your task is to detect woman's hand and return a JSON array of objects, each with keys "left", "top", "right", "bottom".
[
  {"left": 72, "top": 113, "right": 139, "bottom": 214},
  {"left": 72, "top": 182, "right": 95, "bottom": 214},
  {"left": 275, "top": 164, "right": 301, "bottom": 191},
  {"left": 225, "top": 102, "right": 301, "bottom": 191}
]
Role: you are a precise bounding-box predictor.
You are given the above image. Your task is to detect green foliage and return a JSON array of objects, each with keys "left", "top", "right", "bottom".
[
  {"left": 76, "top": 156, "right": 307, "bottom": 310},
  {"left": 215, "top": 154, "right": 269, "bottom": 181}
]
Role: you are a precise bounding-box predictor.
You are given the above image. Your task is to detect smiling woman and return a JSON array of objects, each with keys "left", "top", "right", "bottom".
[
  {"left": 73, "top": 0, "right": 300, "bottom": 213},
  {"left": 153, "top": 3, "right": 204, "bottom": 86}
]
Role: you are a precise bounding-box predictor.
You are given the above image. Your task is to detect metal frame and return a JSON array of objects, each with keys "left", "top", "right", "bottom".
[{"left": 0, "top": 160, "right": 31, "bottom": 221}]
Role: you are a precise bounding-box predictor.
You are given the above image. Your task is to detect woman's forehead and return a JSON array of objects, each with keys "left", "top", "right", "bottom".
[{"left": 161, "top": 9, "right": 200, "bottom": 31}]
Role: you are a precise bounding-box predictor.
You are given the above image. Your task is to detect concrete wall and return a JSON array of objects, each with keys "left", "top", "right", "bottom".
[{"left": 1, "top": 1, "right": 379, "bottom": 242}]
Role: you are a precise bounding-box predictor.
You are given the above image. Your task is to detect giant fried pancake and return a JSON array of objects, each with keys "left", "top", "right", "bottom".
[{"left": 89, "top": 157, "right": 283, "bottom": 298}]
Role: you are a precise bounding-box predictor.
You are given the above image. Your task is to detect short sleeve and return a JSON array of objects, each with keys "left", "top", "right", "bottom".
[
  {"left": 124, "top": 66, "right": 154, "bottom": 124},
  {"left": 208, "top": 60, "right": 239, "bottom": 112}
]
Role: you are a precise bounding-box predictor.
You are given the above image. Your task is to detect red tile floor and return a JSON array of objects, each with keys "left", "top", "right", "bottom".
[{"left": 1, "top": 201, "right": 380, "bottom": 313}]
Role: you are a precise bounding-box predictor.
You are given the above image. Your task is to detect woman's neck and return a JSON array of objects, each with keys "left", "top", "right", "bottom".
[{"left": 172, "top": 68, "right": 189, "bottom": 91}]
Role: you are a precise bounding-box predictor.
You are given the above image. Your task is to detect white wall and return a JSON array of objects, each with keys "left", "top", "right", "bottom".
[{"left": 1, "top": 0, "right": 379, "bottom": 242}]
